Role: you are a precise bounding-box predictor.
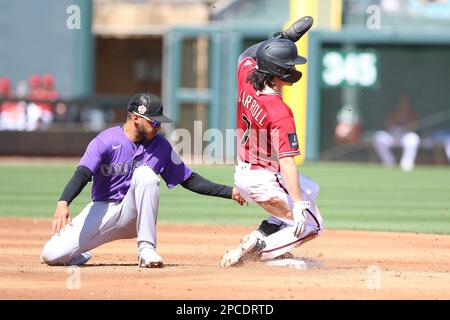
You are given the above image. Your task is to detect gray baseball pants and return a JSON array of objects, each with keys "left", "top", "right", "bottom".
[{"left": 41, "top": 166, "right": 160, "bottom": 265}]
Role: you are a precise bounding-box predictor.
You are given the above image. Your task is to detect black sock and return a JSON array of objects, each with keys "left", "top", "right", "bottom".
[{"left": 257, "top": 220, "right": 282, "bottom": 237}]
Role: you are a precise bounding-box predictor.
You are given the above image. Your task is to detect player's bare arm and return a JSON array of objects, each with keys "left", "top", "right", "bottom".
[
  {"left": 279, "top": 157, "right": 303, "bottom": 203},
  {"left": 254, "top": 158, "right": 305, "bottom": 219},
  {"left": 279, "top": 157, "right": 310, "bottom": 235}
]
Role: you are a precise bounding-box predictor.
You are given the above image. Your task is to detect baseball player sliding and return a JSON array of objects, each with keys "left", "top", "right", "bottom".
[
  {"left": 220, "top": 17, "right": 324, "bottom": 267},
  {"left": 41, "top": 93, "right": 245, "bottom": 268}
]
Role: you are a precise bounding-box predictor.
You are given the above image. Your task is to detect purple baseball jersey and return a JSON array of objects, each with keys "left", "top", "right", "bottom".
[{"left": 79, "top": 126, "right": 192, "bottom": 202}]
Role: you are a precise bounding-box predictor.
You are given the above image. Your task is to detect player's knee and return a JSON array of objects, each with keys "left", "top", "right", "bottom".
[
  {"left": 403, "top": 132, "right": 420, "bottom": 147},
  {"left": 40, "top": 240, "right": 71, "bottom": 266},
  {"left": 133, "top": 166, "right": 160, "bottom": 187},
  {"left": 257, "top": 220, "right": 283, "bottom": 237}
]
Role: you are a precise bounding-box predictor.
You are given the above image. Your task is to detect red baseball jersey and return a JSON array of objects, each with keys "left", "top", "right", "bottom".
[{"left": 236, "top": 57, "right": 301, "bottom": 172}]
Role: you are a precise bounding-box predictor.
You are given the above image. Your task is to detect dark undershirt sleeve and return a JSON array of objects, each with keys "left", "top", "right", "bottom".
[
  {"left": 180, "top": 172, "right": 233, "bottom": 199},
  {"left": 59, "top": 165, "right": 93, "bottom": 205}
]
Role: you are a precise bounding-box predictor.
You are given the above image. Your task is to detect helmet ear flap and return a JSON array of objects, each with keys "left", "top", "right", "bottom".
[{"left": 281, "top": 69, "right": 302, "bottom": 83}]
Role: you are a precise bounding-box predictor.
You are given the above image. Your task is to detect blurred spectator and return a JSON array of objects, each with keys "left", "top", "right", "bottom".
[
  {"left": 0, "top": 74, "right": 63, "bottom": 131},
  {"left": 53, "top": 102, "right": 69, "bottom": 123},
  {"left": 26, "top": 74, "right": 45, "bottom": 130},
  {"left": 335, "top": 105, "right": 362, "bottom": 144},
  {"left": 0, "top": 77, "right": 11, "bottom": 97},
  {"left": 28, "top": 74, "right": 41, "bottom": 95},
  {"left": 42, "top": 73, "right": 67, "bottom": 124},
  {"left": 431, "top": 129, "right": 450, "bottom": 162},
  {"left": 0, "top": 77, "right": 27, "bottom": 130},
  {"left": 26, "top": 73, "right": 56, "bottom": 130},
  {"left": 422, "top": 129, "right": 450, "bottom": 163},
  {"left": 80, "top": 106, "right": 115, "bottom": 131},
  {"left": 372, "top": 92, "right": 421, "bottom": 171}
]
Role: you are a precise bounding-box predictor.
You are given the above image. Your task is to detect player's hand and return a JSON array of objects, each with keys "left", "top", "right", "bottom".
[
  {"left": 232, "top": 187, "right": 246, "bottom": 206},
  {"left": 292, "top": 201, "right": 310, "bottom": 237},
  {"left": 51, "top": 201, "right": 73, "bottom": 236}
]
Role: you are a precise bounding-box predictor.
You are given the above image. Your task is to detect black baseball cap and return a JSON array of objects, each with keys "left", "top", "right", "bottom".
[{"left": 127, "top": 93, "right": 173, "bottom": 123}]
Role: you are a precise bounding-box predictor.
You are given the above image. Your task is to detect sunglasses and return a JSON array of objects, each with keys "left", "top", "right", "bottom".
[{"left": 148, "top": 118, "right": 161, "bottom": 128}]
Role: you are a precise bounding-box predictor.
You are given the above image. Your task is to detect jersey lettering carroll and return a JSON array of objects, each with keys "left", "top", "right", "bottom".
[
  {"left": 79, "top": 126, "right": 192, "bottom": 202},
  {"left": 236, "top": 57, "right": 301, "bottom": 172}
]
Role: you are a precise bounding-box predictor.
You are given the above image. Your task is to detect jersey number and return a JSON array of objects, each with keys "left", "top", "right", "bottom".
[{"left": 240, "top": 114, "right": 251, "bottom": 146}]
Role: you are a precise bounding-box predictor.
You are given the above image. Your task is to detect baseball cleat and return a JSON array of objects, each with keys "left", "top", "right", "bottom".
[
  {"left": 65, "top": 251, "right": 92, "bottom": 266},
  {"left": 219, "top": 248, "right": 244, "bottom": 268},
  {"left": 40, "top": 251, "right": 92, "bottom": 266},
  {"left": 219, "top": 232, "right": 265, "bottom": 268},
  {"left": 138, "top": 248, "right": 164, "bottom": 268}
]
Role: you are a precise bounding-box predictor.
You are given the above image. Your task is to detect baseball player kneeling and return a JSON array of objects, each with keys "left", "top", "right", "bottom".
[
  {"left": 40, "top": 93, "right": 245, "bottom": 268},
  {"left": 220, "top": 17, "right": 324, "bottom": 268}
]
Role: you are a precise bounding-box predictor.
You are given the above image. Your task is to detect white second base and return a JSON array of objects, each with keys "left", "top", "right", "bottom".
[
  {"left": 266, "top": 259, "right": 307, "bottom": 269},
  {"left": 265, "top": 258, "right": 324, "bottom": 270}
]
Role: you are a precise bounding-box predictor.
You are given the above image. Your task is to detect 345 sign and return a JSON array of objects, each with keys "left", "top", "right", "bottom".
[{"left": 322, "top": 49, "right": 379, "bottom": 88}]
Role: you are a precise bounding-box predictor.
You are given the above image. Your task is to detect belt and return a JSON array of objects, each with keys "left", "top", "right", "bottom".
[{"left": 238, "top": 160, "right": 264, "bottom": 170}]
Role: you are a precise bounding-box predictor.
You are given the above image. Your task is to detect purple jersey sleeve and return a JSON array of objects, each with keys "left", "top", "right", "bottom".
[
  {"left": 160, "top": 147, "right": 192, "bottom": 189},
  {"left": 79, "top": 138, "right": 108, "bottom": 175}
]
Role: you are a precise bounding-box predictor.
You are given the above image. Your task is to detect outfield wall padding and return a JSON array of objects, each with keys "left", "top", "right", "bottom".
[{"left": 0, "top": 131, "right": 97, "bottom": 157}]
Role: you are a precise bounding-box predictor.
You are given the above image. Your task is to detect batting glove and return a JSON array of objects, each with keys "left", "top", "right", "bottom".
[{"left": 293, "top": 201, "right": 310, "bottom": 237}]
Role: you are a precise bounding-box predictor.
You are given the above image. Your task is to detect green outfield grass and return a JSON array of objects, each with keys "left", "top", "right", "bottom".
[{"left": 0, "top": 161, "right": 449, "bottom": 234}]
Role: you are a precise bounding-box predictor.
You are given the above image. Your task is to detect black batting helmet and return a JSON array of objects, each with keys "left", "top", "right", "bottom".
[{"left": 256, "top": 38, "right": 306, "bottom": 83}]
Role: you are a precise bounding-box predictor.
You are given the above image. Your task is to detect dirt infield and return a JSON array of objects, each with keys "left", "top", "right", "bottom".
[{"left": 1, "top": 217, "right": 449, "bottom": 300}]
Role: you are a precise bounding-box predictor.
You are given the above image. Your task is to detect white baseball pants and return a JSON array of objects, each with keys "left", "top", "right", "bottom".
[
  {"left": 234, "top": 161, "right": 324, "bottom": 260},
  {"left": 41, "top": 166, "right": 160, "bottom": 265},
  {"left": 373, "top": 129, "right": 420, "bottom": 171}
]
